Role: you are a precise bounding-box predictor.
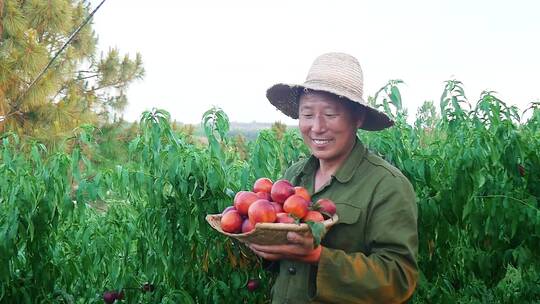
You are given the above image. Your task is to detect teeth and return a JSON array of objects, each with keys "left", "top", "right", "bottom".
[{"left": 313, "top": 139, "right": 331, "bottom": 145}]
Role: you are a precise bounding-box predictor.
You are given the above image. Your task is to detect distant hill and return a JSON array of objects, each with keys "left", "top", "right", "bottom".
[
  {"left": 228, "top": 121, "right": 296, "bottom": 140},
  {"left": 184, "top": 121, "right": 297, "bottom": 141},
  {"left": 230, "top": 121, "right": 275, "bottom": 131}
]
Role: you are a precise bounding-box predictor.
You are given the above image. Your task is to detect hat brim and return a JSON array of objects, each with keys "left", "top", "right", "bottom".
[{"left": 266, "top": 83, "right": 394, "bottom": 131}]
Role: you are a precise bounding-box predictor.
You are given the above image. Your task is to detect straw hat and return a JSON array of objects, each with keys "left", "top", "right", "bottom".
[{"left": 266, "top": 52, "right": 393, "bottom": 131}]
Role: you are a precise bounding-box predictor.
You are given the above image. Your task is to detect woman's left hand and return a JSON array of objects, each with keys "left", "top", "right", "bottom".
[{"left": 248, "top": 231, "right": 322, "bottom": 264}]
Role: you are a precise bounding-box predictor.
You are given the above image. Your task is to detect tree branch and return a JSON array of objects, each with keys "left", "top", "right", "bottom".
[
  {"left": 89, "top": 80, "right": 130, "bottom": 92},
  {"left": 77, "top": 74, "right": 99, "bottom": 81}
]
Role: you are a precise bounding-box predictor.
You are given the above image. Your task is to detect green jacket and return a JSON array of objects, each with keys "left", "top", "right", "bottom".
[{"left": 271, "top": 139, "right": 418, "bottom": 304}]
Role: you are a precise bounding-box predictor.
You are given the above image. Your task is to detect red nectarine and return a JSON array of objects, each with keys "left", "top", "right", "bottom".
[
  {"left": 255, "top": 191, "right": 272, "bottom": 201},
  {"left": 283, "top": 195, "right": 309, "bottom": 219},
  {"left": 221, "top": 210, "right": 243, "bottom": 233},
  {"left": 294, "top": 186, "right": 311, "bottom": 202},
  {"left": 276, "top": 212, "right": 295, "bottom": 223},
  {"left": 221, "top": 206, "right": 236, "bottom": 215},
  {"left": 234, "top": 191, "right": 259, "bottom": 216},
  {"left": 303, "top": 210, "right": 325, "bottom": 222},
  {"left": 248, "top": 199, "right": 277, "bottom": 224},
  {"left": 271, "top": 179, "right": 295, "bottom": 204},
  {"left": 253, "top": 177, "right": 273, "bottom": 193},
  {"left": 316, "top": 198, "right": 337, "bottom": 217},
  {"left": 270, "top": 201, "right": 284, "bottom": 213},
  {"left": 241, "top": 218, "right": 255, "bottom": 233}
]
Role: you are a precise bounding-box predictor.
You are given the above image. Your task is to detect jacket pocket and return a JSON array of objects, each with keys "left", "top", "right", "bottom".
[
  {"left": 336, "top": 203, "right": 363, "bottom": 225},
  {"left": 325, "top": 203, "right": 366, "bottom": 252}
]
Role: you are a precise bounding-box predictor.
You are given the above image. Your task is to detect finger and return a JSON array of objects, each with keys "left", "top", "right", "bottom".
[
  {"left": 249, "top": 242, "right": 308, "bottom": 257},
  {"left": 249, "top": 245, "right": 284, "bottom": 261},
  {"left": 249, "top": 243, "right": 290, "bottom": 253},
  {"left": 286, "top": 232, "right": 303, "bottom": 244},
  {"left": 287, "top": 232, "right": 313, "bottom": 248}
]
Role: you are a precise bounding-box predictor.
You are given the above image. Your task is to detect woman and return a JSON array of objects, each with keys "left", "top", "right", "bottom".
[{"left": 248, "top": 53, "right": 418, "bottom": 303}]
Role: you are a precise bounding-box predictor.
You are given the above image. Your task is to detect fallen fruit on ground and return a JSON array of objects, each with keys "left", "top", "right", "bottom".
[
  {"left": 247, "top": 279, "right": 260, "bottom": 292},
  {"left": 142, "top": 282, "right": 155, "bottom": 292},
  {"left": 103, "top": 291, "right": 116, "bottom": 304},
  {"left": 116, "top": 291, "right": 124, "bottom": 300}
]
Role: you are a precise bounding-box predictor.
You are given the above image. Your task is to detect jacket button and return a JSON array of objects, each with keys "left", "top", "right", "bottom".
[{"left": 288, "top": 266, "right": 296, "bottom": 275}]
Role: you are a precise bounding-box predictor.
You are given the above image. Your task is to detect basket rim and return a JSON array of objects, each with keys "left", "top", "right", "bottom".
[{"left": 205, "top": 213, "right": 339, "bottom": 236}]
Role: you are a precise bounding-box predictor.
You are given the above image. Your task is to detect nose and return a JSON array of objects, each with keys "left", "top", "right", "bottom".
[{"left": 311, "top": 114, "right": 327, "bottom": 133}]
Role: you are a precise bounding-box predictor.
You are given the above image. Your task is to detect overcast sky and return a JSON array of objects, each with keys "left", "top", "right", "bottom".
[{"left": 90, "top": 0, "right": 540, "bottom": 125}]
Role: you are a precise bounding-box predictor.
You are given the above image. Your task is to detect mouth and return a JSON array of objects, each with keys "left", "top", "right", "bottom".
[{"left": 311, "top": 138, "right": 333, "bottom": 147}]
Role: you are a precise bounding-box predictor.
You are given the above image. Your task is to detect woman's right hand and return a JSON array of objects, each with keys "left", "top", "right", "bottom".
[{"left": 247, "top": 231, "right": 322, "bottom": 264}]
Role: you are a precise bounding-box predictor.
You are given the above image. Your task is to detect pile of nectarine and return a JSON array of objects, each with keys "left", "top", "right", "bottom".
[{"left": 220, "top": 178, "right": 336, "bottom": 234}]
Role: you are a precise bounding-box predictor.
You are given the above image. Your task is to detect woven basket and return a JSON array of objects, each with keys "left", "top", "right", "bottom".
[{"left": 205, "top": 213, "right": 339, "bottom": 245}]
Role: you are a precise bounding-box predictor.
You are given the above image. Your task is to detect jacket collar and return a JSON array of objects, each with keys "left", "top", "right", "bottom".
[{"left": 300, "top": 137, "right": 367, "bottom": 183}]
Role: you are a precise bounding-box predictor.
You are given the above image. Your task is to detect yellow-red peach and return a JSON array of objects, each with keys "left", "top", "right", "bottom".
[
  {"left": 221, "top": 210, "right": 243, "bottom": 233},
  {"left": 283, "top": 195, "right": 309, "bottom": 219},
  {"left": 221, "top": 206, "right": 236, "bottom": 215},
  {"left": 241, "top": 218, "right": 256, "bottom": 233},
  {"left": 248, "top": 199, "right": 277, "bottom": 224},
  {"left": 294, "top": 186, "right": 311, "bottom": 202},
  {"left": 276, "top": 212, "right": 296, "bottom": 223},
  {"left": 303, "top": 210, "right": 325, "bottom": 222},
  {"left": 256, "top": 191, "right": 272, "bottom": 201},
  {"left": 270, "top": 201, "right": 284, "bottom": 213},
  {"left": 253, "top": 177, "right": 273, "bottom": 193},
  {"left": 316, "top": 198, "right": 337, "bottom": 217},
  {"left": 234, "top": 191, "right": 259, "bottom": 216},
  {"left": 271, "top": 179, "right": 295, "bottom": 204}
]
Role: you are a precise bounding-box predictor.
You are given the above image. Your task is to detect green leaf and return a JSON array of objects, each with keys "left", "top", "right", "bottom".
[
  {"left": 462, "top": 200, "right": 473, "bottom": 221},
  {"left": 390, "top": 86, "right": 402, "bottom": 110},
  {"left": 306, "top": 221, "right": 325, "bottom": 247},
  {"left": 230, "top": 272, "right": 244, "bottom": 289},
  {"left": 510, "top": 217, "right": 518, "bottom": 238}
]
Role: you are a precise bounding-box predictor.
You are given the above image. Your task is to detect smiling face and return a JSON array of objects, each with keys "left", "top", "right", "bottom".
[{"left": 298, "top": 90, "right": 364, "bottom": 168}]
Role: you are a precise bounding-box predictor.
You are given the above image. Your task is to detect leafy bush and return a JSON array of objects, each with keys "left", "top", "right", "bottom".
[{"left": 1, "top": 81, "right": 539, "bottom": 303}]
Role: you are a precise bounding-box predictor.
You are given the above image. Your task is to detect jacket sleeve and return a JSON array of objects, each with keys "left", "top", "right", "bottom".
[{"left": 310, "top": 175, "right": 419, "bottom": 304}]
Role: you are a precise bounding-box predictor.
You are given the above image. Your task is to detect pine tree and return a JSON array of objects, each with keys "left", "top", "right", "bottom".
[{"left": 0, "top": 0, "right": 144, "bottom": 140}]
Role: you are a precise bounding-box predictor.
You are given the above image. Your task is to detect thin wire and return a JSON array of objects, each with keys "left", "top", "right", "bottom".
[{"left": 12, "top": 0, "right": 107, "bottom": 110}]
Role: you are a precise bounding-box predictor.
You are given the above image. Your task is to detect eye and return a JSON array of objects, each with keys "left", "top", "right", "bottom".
[{"left": 301, "top": 113, "right": 313, "bottom": 119}]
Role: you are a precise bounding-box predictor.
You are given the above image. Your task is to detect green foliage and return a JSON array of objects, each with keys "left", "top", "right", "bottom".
[
  {"left": 361, "top": 80, "right": 540, "bottom": 303},
  {"left": 0, "top": 106, "right": 308, "bottom": 303},
  {"left": 0, "top": 81, "right": 539, "bottom": 302}
]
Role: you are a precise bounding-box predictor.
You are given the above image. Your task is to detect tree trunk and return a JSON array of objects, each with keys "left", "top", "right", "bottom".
[{"left": 0, "top": 0, "right": 4, "bottom": 41}]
